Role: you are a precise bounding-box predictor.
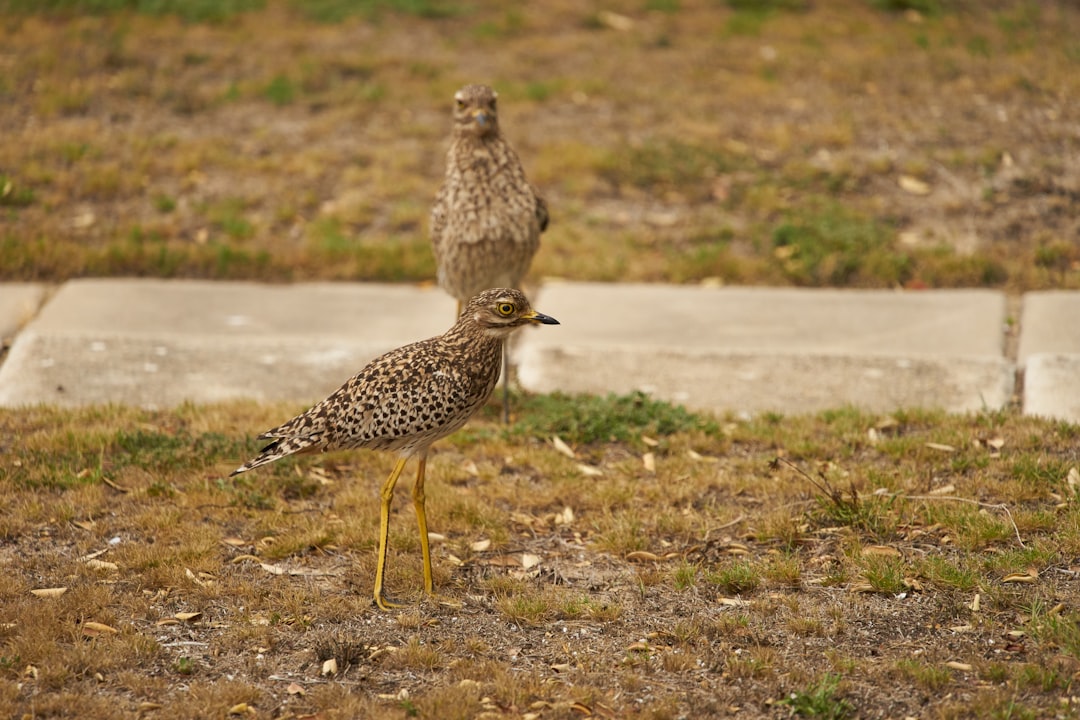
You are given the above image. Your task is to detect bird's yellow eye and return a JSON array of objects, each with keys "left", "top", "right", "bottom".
[
  {"left": 456, "top": 99, "right": 466, "bottom": 109},
  {"left": 497, "top": 302, "right": 515, "bottom": 316}
]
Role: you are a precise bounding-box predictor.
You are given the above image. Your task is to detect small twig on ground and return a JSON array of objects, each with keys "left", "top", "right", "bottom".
[
  {"left": 776, "top": 457, "right": 1026, "bottom": 548},
  {"left": 904, "top": 494, "right": 1025, "bottom": 548},
  {"left": 702, "top": 514, "right": 746, "bottom": 542}
]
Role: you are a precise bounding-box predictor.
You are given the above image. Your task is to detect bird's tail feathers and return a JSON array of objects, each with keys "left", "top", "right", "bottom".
[{"left": 230, "top": 435, "right": 321, "bottom": 477}]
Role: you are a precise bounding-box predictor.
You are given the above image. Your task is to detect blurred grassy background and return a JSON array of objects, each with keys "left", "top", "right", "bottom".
[{"left": 1, "top": 0, "right": 1077, "bottom": 289}]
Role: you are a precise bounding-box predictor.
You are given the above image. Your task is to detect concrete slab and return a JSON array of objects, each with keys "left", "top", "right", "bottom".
[
  {"left": 1017, "top": 291, "right": 1080, "bottom": 361},
  {"left": 1017, "top": 291, "right": 1080, "bottom": 422},
  {"left": 0, "top": 283, "right": 47, "bottom": 340},
  {"left": 0, "top": 279, "right": 456, "bottom": 408},
  {"left": 520, "top": 283, "right": 1012, "bottom": 415}
]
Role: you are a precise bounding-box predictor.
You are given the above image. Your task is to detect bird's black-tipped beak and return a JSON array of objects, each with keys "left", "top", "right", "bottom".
[{"left": 526, "top": 311, "right": 559, "bottom": 325}]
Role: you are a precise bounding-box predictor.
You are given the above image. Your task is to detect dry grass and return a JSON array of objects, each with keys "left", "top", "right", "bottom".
[
  {"left": 1, "top": 0, "right": 1079, "bottom": 289},
  {"left": 2, "top": 398, "right": 1080, "bottom": 718},
  {"left": 3, "top": 2, "right": 1080, "bottom": 717}
]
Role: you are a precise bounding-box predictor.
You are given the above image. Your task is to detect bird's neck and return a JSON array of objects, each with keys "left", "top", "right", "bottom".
[
  {"left": 442, "top": 320, "right": 507, "bottom": 350},
  {"left": 452, "top": 131, "right": 501, "bottom": 153}
]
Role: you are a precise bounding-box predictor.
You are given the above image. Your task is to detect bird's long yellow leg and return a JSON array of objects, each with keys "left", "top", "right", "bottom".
[
  {"left": 412, "top": 454, "right": 461, "bottom": 607},
  {"left": 374, "top": 457, "right": 408, "bottom": 611},
  {"left": 411, "top": 454, "right": 434, "bottom": 596}
]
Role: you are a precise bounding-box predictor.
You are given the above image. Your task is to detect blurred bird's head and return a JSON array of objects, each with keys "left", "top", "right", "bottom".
[
  {"left": 453, "top": 84, "right": 500, "bottom": 139},
  {"left": 461, "top": 288, "right": 559, "bottom": 339}
]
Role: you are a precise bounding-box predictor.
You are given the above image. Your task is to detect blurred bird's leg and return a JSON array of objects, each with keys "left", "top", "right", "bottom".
[
  {"left": 501, "top": 347, "right": 510, "bottom": 424},
  {"left": 374, "top": 457, "right": 409, "bottom": 610}
]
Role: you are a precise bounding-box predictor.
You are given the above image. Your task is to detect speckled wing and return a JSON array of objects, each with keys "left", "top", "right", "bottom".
[
  {"left": 430, "top": 185, "right": 450, "bottom": 265},
  {"left": 534, "top": 190, "right": 549, "bottom": 232}
]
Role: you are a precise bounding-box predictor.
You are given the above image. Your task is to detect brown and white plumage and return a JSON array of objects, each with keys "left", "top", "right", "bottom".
[
  {"left": 231, "top": 288, "right": 559, "bottom": 610},
  {"left": 430, "top": 84, "right": 548, "bottom": 419}
]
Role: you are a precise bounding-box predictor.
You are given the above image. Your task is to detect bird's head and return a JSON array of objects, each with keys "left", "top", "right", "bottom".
[
  {"left": 452, "top": 84, "right": 500, "bottom": 139},
  {"left": 461, "top": 288, "right": 559, "bottom": 338}
]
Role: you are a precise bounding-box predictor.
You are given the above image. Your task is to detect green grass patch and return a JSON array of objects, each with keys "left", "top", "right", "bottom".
[
  {"left": 0, "top": 0, "right": 266, "bottom": 22},
  {"left": 261, "top": 74, "right": 296, "bottom": 106},
  {"left": 289, "top": 0, "right": 464, "bottom": 23},
  {"left": 509, "top": 391, "right": 719, "bottom": 445},
  {"left": 705, "top": 560, "right": 761, "bottom": 595},
  {"left": 600, "top": 138, "right": 744, "bottom": 199},
  {"left": 0, "top": 176, "right": 35, "bottom": 208},
  {"left": 770, "top": 202, "right": 911, "bottom": 287},
  {"left": 778, "top": 673, "right": 852, "bottom": 719}
]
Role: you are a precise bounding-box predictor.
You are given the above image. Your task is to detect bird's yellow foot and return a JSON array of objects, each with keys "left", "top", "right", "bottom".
[{"left": 374, "top": 593, "right": 409, "bottom": 611}]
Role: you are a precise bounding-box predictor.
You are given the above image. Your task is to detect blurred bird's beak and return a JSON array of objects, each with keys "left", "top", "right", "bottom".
[
  {"left": 525, "top": 311, "right": 559, "bottom": 325},
  {"left": 472, "top": 110, "right": 489, "bottom": 127}
]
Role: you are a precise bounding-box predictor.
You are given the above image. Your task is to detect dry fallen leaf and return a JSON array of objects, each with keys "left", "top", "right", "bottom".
[
  {"left": 597, "top": 10, "right": 633, "bottom": 30},
  {"left": 221, "top": 537, "right": 248, "bottom": 548},
  {"left": 85, "top": 558, "right": 119, "bottom": 571},
  {"left": 875, "top": 416, "right": 900, "bottom": 431},
  {"left": 82, "top": 621, "right": 118, "bottom": 636},
  {"left": 862, "top": 545, "right": 902, "bottom": 558},
  {"left": 1002, "top": 569, "right": 1038, "bottom": 584},
  {"left": 925, "top": 443, "right": 956, "bottom": 453},
  {"left": 642, "top": 452, "right": 656, "bottom": 473},
  {"left": 551, "top": 436, "right": 576, "bottom": 459},
  {"left": 72, "top": 520, "right": 96, "bottom": 531},
  {"left": 945, "top": 661, "right": 973, "bottom": 672},
  {"left": 321, "top": 658, "right": 338, "bottom": 676},
  {"left": 899, "top": 174, "right": 932, "bottom": 195},
  {"left": 641, "top": 435, "right": 659, "bottom": 447},
  {"left": 101, "top": 477, "right": 130, "bottom": 493},
  {"left": 175, "top": 612, "right": 203, "bottom": 622},
  {"left": 471, "top": 539, "right": 491, "bottom": 553},
  {"left": 521, "top": 553, "right": 542, "bottom": 570},
  {"left": 625, "top": 551, "right": 660, "bottom": 562},
  {"left": 576, "top": 463, "right": 603, "bottom": 477},
  {"left": 554, "top": 506, "right": 574, "bottom": 526},
  {"left": 287, "top": 682, "right": 306, "bottom": 696},
  {"left": 686, "top": 449, "right": 716, "bottom": 463},
  {"left": 228, "top": 703, "right": 253, "bottom": 716},
  {"left": 31, "top": 587, "right": 68, "bottom": 598},
  {"left": 928, "top": 484, "right": 956, "bottom": 496}
]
